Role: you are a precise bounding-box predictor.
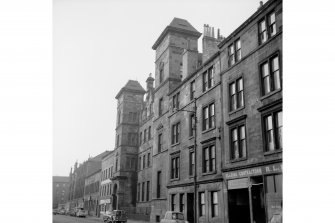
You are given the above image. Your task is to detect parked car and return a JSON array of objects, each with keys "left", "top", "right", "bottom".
[
  {"left": 76, "top": 208, "right": 87, "bottom": 217},
  {"left": 59, "top": 209, "right": 66, "bottom": 215},
  {"left": 102, "top": 211, "right": 112, "bottom": 222},
  {"left": 107, "top": 210, "right": 127, "bottom": 223},
  {"left": 52, "top": 209, "right": 58, "bottom": 215},
  {"left": 160, "top": 211, "right": 188, "bottom": 223},
  {"left": 69, "top": 209, "right": 76, "bottom": 216}
]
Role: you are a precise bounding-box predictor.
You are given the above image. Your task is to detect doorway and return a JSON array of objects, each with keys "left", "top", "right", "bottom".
[
  {"left": 251, "top": 177, "right": 266, "bottom": 223},
  {"left": 112, "top": 184, "right": 118, "bottom": 210},
  {"left": 186, "top": 193, "right": 194, "bottom": 223},
  {"left": 228, "top": 188, "right": 250, "bottom": 223}
]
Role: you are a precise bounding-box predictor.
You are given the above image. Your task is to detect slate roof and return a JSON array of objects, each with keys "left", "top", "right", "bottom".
[
  {"left": 152, "top": 18, "right": 201, "bottom": 50},
  {"left": 115, "top": 80, "right": 145, "bottom": 99}
]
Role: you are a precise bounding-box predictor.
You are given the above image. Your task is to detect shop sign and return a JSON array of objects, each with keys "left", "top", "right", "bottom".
[
  {"left": 99, "top": 199, "right": 111, "bottom": 205},
  {"left": 228, "top": 178, "right": 249, "bottom": 189},
  {"left": 224, "top": 163, "right": 282, "bottom": 179}
]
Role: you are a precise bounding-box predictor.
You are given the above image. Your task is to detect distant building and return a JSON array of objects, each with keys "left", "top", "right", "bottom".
[
  {"left": 67, "top": 151, "right": 111, "bottom": 210},
  {"left": 53, "top": 176, "right": 69, "bottom": 209},
  {"left": 84, "top": 170, "right": 101, "bottom": 216}
]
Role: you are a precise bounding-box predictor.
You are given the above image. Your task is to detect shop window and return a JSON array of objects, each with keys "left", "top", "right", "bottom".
[{"left": 266, "top": 174, "right": 282, "bottom": 196}]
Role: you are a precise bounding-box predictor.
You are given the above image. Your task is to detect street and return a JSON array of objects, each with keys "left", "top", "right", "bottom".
[{"left": 53, "top": 215, "right": 148, "bottom": 223}]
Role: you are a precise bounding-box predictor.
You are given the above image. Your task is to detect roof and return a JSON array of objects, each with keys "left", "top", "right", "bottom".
[
  {"left": 53, "top": 176, "right": 69, "bottom": 183},
  {"left": 115, "top": 80, "right": 145, "bottom": 99},
  {"left": 91, "top": 150, "right": 112, "bottom": 161},
  {"left": 152, "top": 18, "right": 202, "bottom": 50}
]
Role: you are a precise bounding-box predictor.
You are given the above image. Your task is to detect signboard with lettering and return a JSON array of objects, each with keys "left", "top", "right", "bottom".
[
  {"left": 224, "top": 163, "right": 282, "bottom": 179},
  {"left": 228, "top": 178, "right": 249, "bottom": 189}
]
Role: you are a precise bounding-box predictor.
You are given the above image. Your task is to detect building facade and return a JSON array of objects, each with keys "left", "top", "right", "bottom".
[
  {"left": 219, "top": 1, "right": 282, "bottom": 223},
  {"left": 53, "top": 176, "right": 69, "bottom": 209},
  {"left": 84, "top": 170, "right": 101, "bottom": 216}
]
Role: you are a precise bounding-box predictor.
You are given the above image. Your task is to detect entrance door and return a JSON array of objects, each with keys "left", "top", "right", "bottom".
[
  {"left": 251, "top": 184, "right": 266, "bottom": 223},
  {"left": 228, "top": 188, "right": 250, "bottom": 223},
  {"left": 186, "top": 193, "right": 194, "bottom": 223}
]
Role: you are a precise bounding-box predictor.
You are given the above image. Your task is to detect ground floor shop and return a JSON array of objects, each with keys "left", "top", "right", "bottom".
[
  {"left": 222, "top": 162, "right": 282, "bottom": 223},
  {"left": 84, "top": 195, "right": 99, "bottom": 216}
]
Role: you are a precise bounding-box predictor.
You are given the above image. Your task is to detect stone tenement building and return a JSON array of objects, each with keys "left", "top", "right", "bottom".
[
  {"left": 134, "top": 0, "right": 282, "bottom": 223},
  {"left": 53, "top": 176, "right": 69, "bottom": 209},
  {"left": 66, "top": 1, "right": 282, "bottom": 223}
]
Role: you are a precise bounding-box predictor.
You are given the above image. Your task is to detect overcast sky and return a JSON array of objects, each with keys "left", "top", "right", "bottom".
[{"left": 53, "top": 0, "right": 267, "bottom": 176}]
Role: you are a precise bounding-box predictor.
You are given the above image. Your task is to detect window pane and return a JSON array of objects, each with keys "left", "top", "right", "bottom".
[
  {"left": 262, "top": 63, "right": 269, "bottom": 77},
  {"left": 274, "top": 71, "right": 281, "bottom": 90},
  {"left": 233, "top": 141, "right": 239, "bottom": 159},
  {"left": 239, "top": 126, "right": 245, "bottom": 140},
  {"left": 275, "top": 174, "right": 283, "bottom": 196},
  {"left": 210, "top": 104, "right": 215, "bottom": 116},
  {"left": 237, "top": 91, "right": 244, "bottom": 108},
  {"left": 236, "top": 39, "right": 241, "bottom": 49},
  {"left": 240, "top": 139, "right": 246, "bottom": 158},
  {"left": 232, "top": 128, "right": 238, "bottom": 141},
  {"left": 237, "top": 79, "right": 243, "bottom": 91},
  {"left": 266, "top": 116, "right": 273, "bottom": 130},
  {"left": 229, "top": 45, "right": 234, "bottom": 55},
  {"left": 263, "top": 76, "right": 271, "bottom": 94},
  {"left": 269, "top": 12, "right": 276, "bottom": 24},
  {"left": 236, "top": 50, "right": 241, "bottom": 61},
  {"left": 277, "top": 111, "right": 283, "bottom": 149},
  {"left": 260, "top": 20, "right": 266, "bottom": 31},
  {"left": 272, "top": 57, "right": 279, "bottom": 71},
  {"left": 266, "top": 175, "right": 275, "bottom": 193}
]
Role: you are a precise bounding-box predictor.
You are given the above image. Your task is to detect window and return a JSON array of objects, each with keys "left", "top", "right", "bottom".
[
  {"left": 138, "top": 157, "right": 141, "bottom": 170},
  {"left": 142, "top": 182, "right": 145, "bottom": 201},
  {"left": 189, "top": 114, "right": 195, "bottom": 137},
  {"left": 259, "top": 11, "right": 277, "bottom": 44},
  {"left": 265, "top": 174, "right": 282, "bottom": 196},
  {"left": 171, "top": 194, "right": 176, "bottom": 211},
  {"left": 202, "top": 66, "right": 214, "bottom": 92},
  {"left": 203, "top": 145, "right": 216, "bottom": 173},
  {"left": 264, "top": 110, "right": 282, "bottom": 152},
  {"left": 159, "top": 64, "right": 164, "bottom": 84},
  {"left": 158, "top": 133, "right": 163, "bottom": 153},
  {"left": 211, "top": 191, "right": 218, "bottom": 217},
  {"left": 159, "top": 98, "right": 163, "bottom": 116},
  {"left": 147, "top": 152, "right": 151, "bottom": 167},
  {"left": 170, "top": 155, "right": 180, "bottom": 179},
  {"left": 143, "top": 154, "right": 146, "bottom": 169},
  {"left": 261, "top": 54, "right": 281, "bottom": 95},
  {"left": 117, "top": 110, "right": 121, "bottom": 125},
  {"left": 139, "top": 132, "right": 142, "bottom": 145},
  {"left": 144, "top": 129, "right": 147, "bottom": 142},
  {"left": 180, "top": 193, "right": 185, "bottom": 212},
  {"left": 230, "top": 124, "right": 247, "bottom": 160},
  {"left": 228, "top": 39, "right": 241, "bottom": 66},
  {"left": 190, "top": 80, "right": 195, "bottom": 100},
  {"left": 199, "top": 192, "right": 205, "bottom": 216},
  {"left": 146, "top": 181, "right": 150, "bottom": 201},
  {"left": 148, "top": 126, "right": 151, "bottom": 139},
  {"left": 157, "top": 171, "right": 161, "bottom": 198},
  {"left": 229, "top": 78, "right": 244, "bottom": 111},
  {"left": 173, "top": 93, "right": 180, "bottom": 110},
  {"left": 189, "top": 150, "right": 195, "bottom": 176},
  {"left": 171, "top": 122, "right": 180, "bottom": 144},
  {"left": 115, "top": 158, "right": 119, "bottom": 171},
  {"left": 202, "top": 103, "right": 215, "bottom": 131},
  {"left": 117, "top": 134, "right": 120, "bottom": 147},
  {"left": 137, "top": 183, "right": 140, "bottom": 201}
]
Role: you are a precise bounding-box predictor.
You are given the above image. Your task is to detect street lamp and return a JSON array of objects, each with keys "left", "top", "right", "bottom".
[{"left": 174, "top": 98, "right": 197, "bottom": 223}]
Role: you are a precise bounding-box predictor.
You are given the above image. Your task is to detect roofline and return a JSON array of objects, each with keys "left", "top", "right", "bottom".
[
  {"left": 102, "top": 150, "right": 115, "bottom": 160},
  {"left": 115, "top": 88, "right": 146, "bottom": 99},
  {"left": 218, "top": 0, "right": 280, "bottom": 48},
  {"left": 152, "top": 26, "right": 202, "bottom": 50}
]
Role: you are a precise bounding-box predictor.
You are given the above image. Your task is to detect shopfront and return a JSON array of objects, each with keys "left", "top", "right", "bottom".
[
  {"left": 223, "top": 162, "right": 282, "bottom": 223},
  {"left": 99, "top": 198, "right": 111, "bottom": 215}
]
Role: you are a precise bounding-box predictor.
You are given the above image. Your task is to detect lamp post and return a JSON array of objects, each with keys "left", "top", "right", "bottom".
[{"left": 176, "top": 98, "right": 197, "bottom": 223}]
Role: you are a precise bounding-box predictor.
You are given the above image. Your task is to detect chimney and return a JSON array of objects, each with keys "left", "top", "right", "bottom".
[
  {"left": 202, "top": 24, "right": 220, "bottom": 62},
  {"left": 258, "top": 1, "right": 263, "bottom": 10},
  {"left": 146, "top": 73, "right": 154, "bottom": 91}
]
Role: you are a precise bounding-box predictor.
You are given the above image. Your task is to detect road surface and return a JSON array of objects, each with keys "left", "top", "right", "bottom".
[{"left": 53, "top": 215, "right": 148, "bottom": 223}]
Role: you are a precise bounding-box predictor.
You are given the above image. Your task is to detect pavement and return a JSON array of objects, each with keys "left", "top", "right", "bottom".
[{"left": 53, "top": 214, "right": 149, "bottom": 223}]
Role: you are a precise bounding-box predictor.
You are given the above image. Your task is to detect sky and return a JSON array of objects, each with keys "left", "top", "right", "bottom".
[{"left": 53, "top": 0, "right": 267, "bottom": 176}]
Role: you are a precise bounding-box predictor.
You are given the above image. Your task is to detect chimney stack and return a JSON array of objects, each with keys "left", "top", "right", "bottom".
[
  {"left": 146, "top": 73, "right": 154, "bottom": 91},
  {"left": 202, "top": 24, "right": 220, "bottom": 62},
  {"left": 258, "top": 1, "right": 263, "bottom": 10}
]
